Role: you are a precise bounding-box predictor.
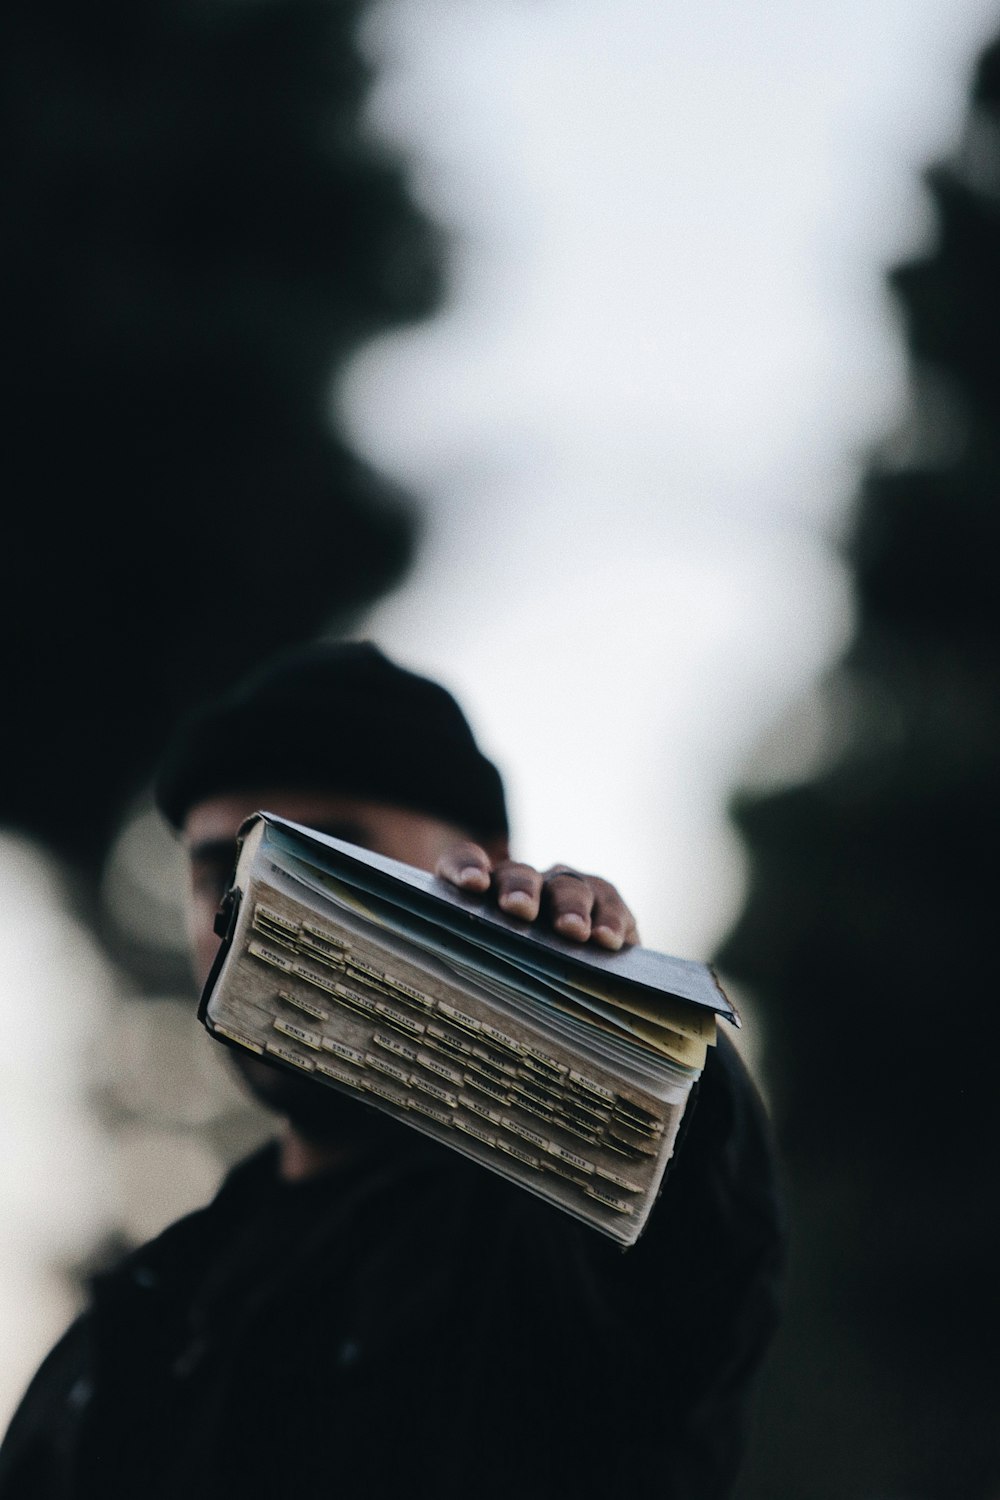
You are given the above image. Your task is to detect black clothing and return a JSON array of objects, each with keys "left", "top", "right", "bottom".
[{"left": 0, "top": 1036, "right": 784, "bottom": 1500}]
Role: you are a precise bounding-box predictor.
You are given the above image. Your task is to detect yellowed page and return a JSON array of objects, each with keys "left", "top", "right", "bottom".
[{"left": 567, "top": 973, "right": 719, "bottom": 1043}]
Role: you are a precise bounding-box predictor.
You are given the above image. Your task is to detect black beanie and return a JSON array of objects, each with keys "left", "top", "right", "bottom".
[{"left": 154, "top": 641, "right": 509, "bottom": 841}]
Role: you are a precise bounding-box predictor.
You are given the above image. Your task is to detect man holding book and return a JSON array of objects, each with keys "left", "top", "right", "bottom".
[{"left": 0, "top": 642, "right": 785, "bottom": 1500}]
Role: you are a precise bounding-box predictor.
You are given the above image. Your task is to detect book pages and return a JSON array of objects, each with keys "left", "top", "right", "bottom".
[{"left": 201, "top": 815, "right": 731, "bottom": 1247}]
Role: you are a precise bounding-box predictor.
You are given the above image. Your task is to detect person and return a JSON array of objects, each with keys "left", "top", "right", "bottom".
[{"left": 0, "top": 642, "right": 785, "bottom": 1500}]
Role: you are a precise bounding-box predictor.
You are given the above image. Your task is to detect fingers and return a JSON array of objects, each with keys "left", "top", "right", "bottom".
[
  {"left": 590, "top": 883, "right": 641, "bottom": 951},
  {"left": 435, "top": 841, "right": 492, "bottom": 894},
  {"left": 437, "top": 844, "right": 640, "bottom": 950},
  {"left": 493, "top": 862, "right": 546, "bottom": 923},
  {"left": 545, "top": 869, "right": 639, "bottom": 950},
  {"left": 438, "top": 847, "right": 547, "bottom": 922},
  {"left": 495, "top": 865, "right": 639, "bottom": 944},
  {"left": 544, "top": 870, "right": 595, "bottom": 943}
]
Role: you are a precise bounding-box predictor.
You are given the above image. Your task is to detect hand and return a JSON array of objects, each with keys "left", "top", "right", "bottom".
[{"left": 435, "top": 843, "right": 640, "bottom": 951}]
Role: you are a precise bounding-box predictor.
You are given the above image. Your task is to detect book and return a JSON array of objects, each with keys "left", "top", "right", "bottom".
[{"left": 201, "top": 813, "right": 737, "bottom": 1247}]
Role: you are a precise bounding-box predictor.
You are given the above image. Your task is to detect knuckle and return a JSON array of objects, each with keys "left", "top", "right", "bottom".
[
  {"left": 554, "top": 886, "right": 595, "bottom": 915},
  {"left": 593, "top": 894, "right": 631, "bottom": 930},
  {"left": 451, "top": 840, "right": 487, "bottom": 863},
  {"left": 594, "top": 898, "right": 625, "bottom": 922}
]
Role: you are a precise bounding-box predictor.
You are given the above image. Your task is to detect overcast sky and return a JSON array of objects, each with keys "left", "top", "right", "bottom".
[{"left": 344, "top": 0, "right": 998, "bottom": 963}]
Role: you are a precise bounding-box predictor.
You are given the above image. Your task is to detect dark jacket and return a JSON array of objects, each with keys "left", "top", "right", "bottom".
[{"left": 0, "top": 1035, "right": 784, "bottom": 1500}]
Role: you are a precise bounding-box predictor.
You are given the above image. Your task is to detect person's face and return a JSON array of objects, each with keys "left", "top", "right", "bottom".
[
  {"left": 181, "top": 788, "right": 487, "bottom": 1140},
  {"left": 183, "top": 787, "right": 479, "bottom": 990}
]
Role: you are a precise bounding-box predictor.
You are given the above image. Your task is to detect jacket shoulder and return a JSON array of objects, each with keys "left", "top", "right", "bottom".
[{"left": 0, "top": 1315, "right": 92, "bottom": 1498}]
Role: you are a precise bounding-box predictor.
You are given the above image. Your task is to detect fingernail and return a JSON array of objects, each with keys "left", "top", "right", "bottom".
[
  {"left": 593, "top": 925, "right": 623, "bottom": 950},
  {"left": 556, "top": 913, "right": 589, "bottom": 940},
  {"left": 459, "top": 865, "right": 489, "bottom": 885},
  {"left": 500, "top": 890, "right": 535, "bottom": 918}
]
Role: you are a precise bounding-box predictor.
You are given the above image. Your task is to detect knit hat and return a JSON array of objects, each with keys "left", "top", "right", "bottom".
[{"left": 154, "top": 641, "right": 509, "bottom": 841}]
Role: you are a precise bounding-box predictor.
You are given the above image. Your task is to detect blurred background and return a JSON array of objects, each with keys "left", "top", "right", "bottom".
[{"left": 3, "top": 0, "right": 1000, "bottom": 1494}]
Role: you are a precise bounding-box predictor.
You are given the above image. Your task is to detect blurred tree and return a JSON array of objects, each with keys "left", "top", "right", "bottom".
[
  {"left": 719, "top": 35, "right": 1000, "bottom": 1500},
  {"left": 1, "top": 0, "right": 442, "bottom": 878}
]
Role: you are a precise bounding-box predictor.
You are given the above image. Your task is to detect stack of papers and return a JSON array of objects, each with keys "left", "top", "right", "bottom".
[{"left": 201, "top": 813, "right": 736, "bottom": 1246}]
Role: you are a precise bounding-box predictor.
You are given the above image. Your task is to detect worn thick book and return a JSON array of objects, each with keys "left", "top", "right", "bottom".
[{"left": 201, "top": 813, "right": 737, "bottom": 1246}]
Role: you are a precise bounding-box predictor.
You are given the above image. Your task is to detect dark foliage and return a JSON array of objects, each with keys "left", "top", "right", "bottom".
[
  {"left": 718, "top": 35, "right": 1000, "bottom": 1500},
  {"left": 1, "top": 0, "right": 443, "bottom": 874}
]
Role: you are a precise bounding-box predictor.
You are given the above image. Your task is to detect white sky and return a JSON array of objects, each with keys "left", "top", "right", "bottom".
[
  {"left": 343, "top": 0, "right": 998, "bottom": 961},
  {"left": 3, "top": 0, "right": 999, "bottom": 1426}
]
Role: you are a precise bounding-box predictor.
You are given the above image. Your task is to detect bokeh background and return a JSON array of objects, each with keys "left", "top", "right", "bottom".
[{"left": 3, "top": 1, "right": 1000, "bottom": 1494}]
